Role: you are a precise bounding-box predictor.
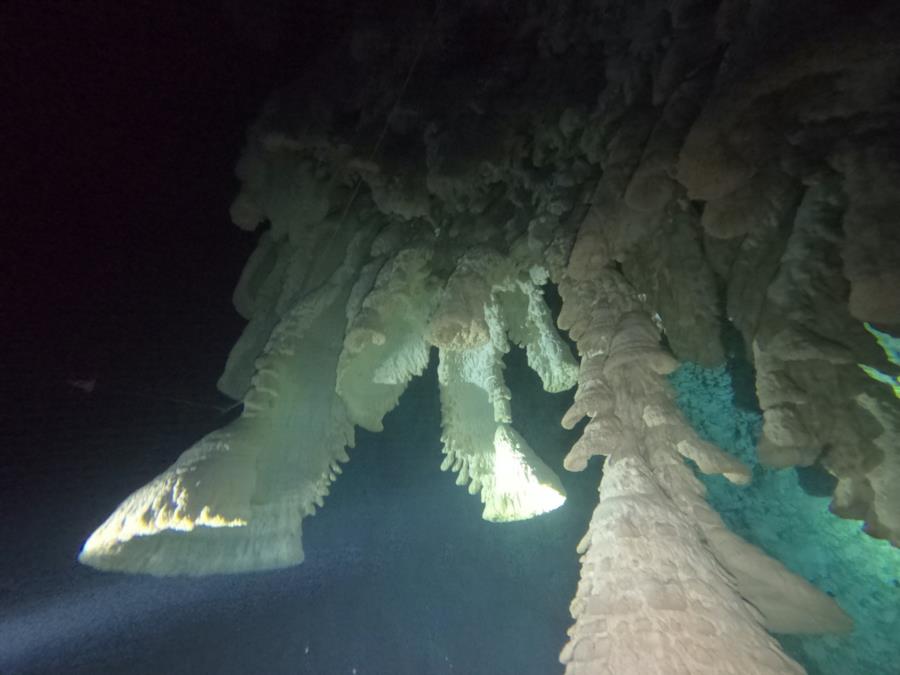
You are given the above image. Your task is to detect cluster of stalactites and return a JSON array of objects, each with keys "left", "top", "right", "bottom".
[
  {"left": 432, "top": 249, "right": 576, "bottom": 521},
  {"left": 78, "top": 204, "right": 582, "bottom": 575},
  {"left": 80, "top": 0, "right": 900, "bottom": 600},
  {"left": 555, "top": 267, "right": 851, "bottom": 675},
  {"left": 539, "top": 0, "right": 900, "bottom": 544},
  {"left": 338, "top": 241, "right": 579, "bottom": 523}
]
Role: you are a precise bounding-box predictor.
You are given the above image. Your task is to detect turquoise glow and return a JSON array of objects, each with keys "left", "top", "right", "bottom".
[
  {"left": 859, "top": 323, "right": 900, "bottom": 399},
  {"left": 669, "top": 363, "right": 900, "bottom": 675}
]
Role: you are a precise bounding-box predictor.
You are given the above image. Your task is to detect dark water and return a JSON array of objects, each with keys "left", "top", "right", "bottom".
[
  {"left": 8, "top": 293, "right": 893, "bottom": 674},
  {"left": 1, "top": 345, "right": 596, "bottom": 675}
]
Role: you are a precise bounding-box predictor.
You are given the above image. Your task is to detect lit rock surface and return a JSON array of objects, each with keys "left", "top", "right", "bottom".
[
  {"left": 80, "top": 0, "right": 898, "bottom": 670},
  {"left": 557, "top": 267, "right": 850, "bottom": 674},
  {"left": 82, "top": 218, "right": 577, "bottom": 570},
  {"left": 436, "top": 261, "right": 569, "bottom": 521},
  {"left": 80, "top": 227, "right": 374, "bottom": 574},
  {"left": 336, "top": 245, "right": 438, "bottom": 432}
]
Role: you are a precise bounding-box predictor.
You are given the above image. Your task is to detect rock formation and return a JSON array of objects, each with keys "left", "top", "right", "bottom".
[
  {"left": 80, "top": 0, "right": 899, "bottom": 671},
  {"left": 80, "top": 221, "right": 577, "bottom": 573},
  {"left": 556, "top": 266, "right": 850, "bottom": 674}
]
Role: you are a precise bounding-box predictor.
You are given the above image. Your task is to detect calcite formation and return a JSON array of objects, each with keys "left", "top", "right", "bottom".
[
  {"left": 80, "top": 225, "right": 577, "bottom": 573},
  {"left": 81, "top": 0, "right": 899, "bottom": 671},
  {"left": 556, "top": 267, "right": 850, "bottom": 674}
]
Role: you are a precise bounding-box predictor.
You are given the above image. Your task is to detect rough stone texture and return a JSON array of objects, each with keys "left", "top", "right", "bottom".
[
  {"left": 752, "top": 177, "right": 900, "bottom": 540},
  {"left": 557, "top": 267, "right": 849, "bottom": 675},
  {"left": 80, "top": 0, "right": 900, "bottom": 670},
  {"left": 82, "top": 220, "right": 581, "bottom": 571},
  {"left": 677, "top": 1, "right": 900, "bottom": 543},
  {"left": 622, "top": 206, "right": 725, "bottom": 366},
  {"left": 831, "top": 137, "right": 900, "bottom": 325}
]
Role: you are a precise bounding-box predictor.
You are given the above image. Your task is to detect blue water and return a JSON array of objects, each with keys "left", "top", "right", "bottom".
[
  {"left": 5, "top": 332, "right": 896, "bottom": 673},
  {"left": 670, "top": 363, "right": 900, "bottom": 675},
  {"left": 0, "top": 347, "right": 595, "bottom": 675}
]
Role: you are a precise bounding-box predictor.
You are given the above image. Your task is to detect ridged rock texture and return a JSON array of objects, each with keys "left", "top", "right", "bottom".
[
  {"left": 79, "top": 216, "right": 580, "bottom": 573},
  {"left": 556, "top": 268, "right": 850, "bottom": 674},
  {"left": 80, "top": 0, "right": 898, "bottom": 671}
]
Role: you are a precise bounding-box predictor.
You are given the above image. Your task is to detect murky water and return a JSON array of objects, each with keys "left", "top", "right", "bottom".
[
  {"left": 1, "top": 346, "right": 595, "bottom": 675},
  {"left": 3, "top": 329, "right": 897, "bottom": 674}
]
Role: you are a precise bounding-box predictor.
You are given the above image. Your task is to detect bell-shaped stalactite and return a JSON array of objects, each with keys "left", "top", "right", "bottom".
[
  {"left": 433, "top": 249, "right": 570, "bottom": 521},
  {"left": 79, "top": 227, "right": 377, "bottom": 575}
]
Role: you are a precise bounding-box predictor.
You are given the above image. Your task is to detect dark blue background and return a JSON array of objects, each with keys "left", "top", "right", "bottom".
[{"left": 2, "top": 339, "right": 596, "bottom": 674}]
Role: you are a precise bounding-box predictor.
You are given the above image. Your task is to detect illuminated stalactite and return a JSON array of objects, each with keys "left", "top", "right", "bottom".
[
  {"left": 80, "top": 1, "right": 900, "bottom": 671},
  {"left": 80, "top": 230, "right": 578, "bottom": 572}
]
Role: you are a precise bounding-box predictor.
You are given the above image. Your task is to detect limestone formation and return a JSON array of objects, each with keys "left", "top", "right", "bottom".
[
  {"left": 557, "top": 267, "right": 850, "bottom": 675},
  {"left": 81, "top": 214, "right": 578, "bottom": 573},
  {"left": 80, "top": 0, "right": 899, "bottom": 671}
]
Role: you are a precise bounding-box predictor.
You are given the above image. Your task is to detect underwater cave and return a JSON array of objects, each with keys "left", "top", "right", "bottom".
[{"left": 3, "top": 1, "right": 899, "bottom": 674}]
